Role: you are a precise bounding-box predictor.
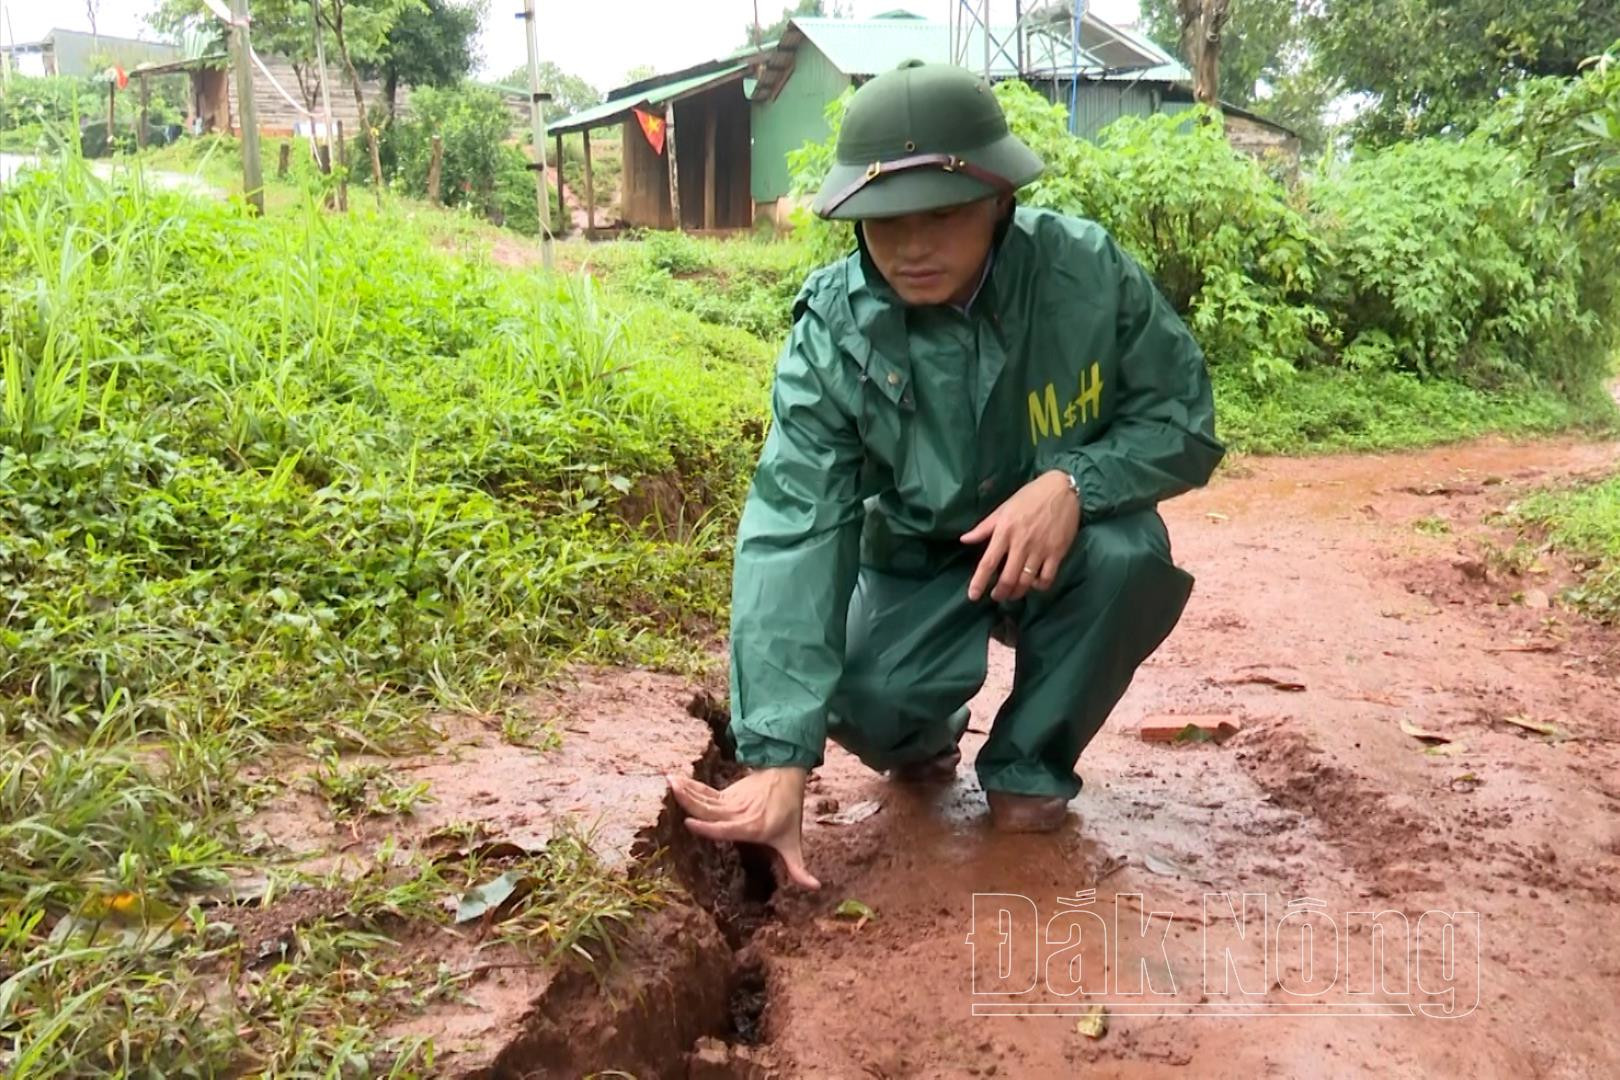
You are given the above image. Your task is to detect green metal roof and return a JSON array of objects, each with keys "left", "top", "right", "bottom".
[{"left": 548, "top": 64, "right": 748, "bottom": 135}]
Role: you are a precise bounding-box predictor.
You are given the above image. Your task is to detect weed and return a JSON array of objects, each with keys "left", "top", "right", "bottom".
[
  {"left": 500, "top": 711, "right": 561, "bottom": 750},
  {"left": 1512, "top": 473, "right": 1620, "bottom": 621}
]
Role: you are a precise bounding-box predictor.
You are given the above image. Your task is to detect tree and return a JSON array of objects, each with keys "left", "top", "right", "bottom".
[
  {"left": 1310, "top": 0, "right": 1620, "bottom": 142},
  {"left": 318, "top": 0, "right": 421, "bottom": 194},
  {"left": 497, "top": 61, "right": 599, "bottom": 119},
  {"left": 363, "top": 0, "right": 482, "bottom": 120},
  {"left": 1142, "top": 0, "right": 1338, "bottom": 152},
  {"left": 1170, "top": 0, "right": 1232, "bottom": 106},
  {"left": 621, "top": 64, "right": 658, "bottom": 86},
  {"left": 740, "top": 0, "right": 846, "bottom": 51},
  {"left": 1139, "top": 0, "right": 1295, "bottom": 108}
]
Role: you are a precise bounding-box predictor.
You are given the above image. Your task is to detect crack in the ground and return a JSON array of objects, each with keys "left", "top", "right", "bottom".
[{"left": 472, "top": 689, "right": 775, "bottom": 1079}]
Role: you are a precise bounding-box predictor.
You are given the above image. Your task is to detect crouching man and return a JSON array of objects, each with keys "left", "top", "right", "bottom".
[{"left": 670, "top": 61, "right": 1223, "bottom": 889}]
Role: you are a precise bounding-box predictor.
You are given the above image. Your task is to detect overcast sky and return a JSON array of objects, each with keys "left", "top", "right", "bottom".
[{"left": 16, "top": 0, "right": 1142, "bottom": 89}]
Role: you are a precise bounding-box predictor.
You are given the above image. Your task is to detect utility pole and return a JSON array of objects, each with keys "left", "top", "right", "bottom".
[
  {"left": 228, "top": 0, "right": 264, "bottom": 213},
  {"left": 0, "top": 0, "right": 11, "bottom": 89},
  {"left": 519, "top": 0, "right": 554, "bottom": 268},
  {"left": 309, "top": 0, "right": 336, "bottom": 174}
]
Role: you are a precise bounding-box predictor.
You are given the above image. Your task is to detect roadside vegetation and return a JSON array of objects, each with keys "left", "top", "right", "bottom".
[
  {"left": 0, "top": 150, "right": 764, "bottom": 1074},
  {"left": 1513, "top": 477, "right": 1620, "bottom": 622}
]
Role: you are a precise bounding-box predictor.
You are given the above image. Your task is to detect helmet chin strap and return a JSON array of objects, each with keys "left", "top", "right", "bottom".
[{"left": 820, "top": 152, "right": 1016, "bottom": 217}]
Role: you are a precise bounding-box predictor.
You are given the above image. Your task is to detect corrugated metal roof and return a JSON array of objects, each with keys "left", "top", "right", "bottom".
[
  {"left": 548, "top": 64, "right": 747, "bottom": 135},
  {"left": 787, "top": 15, "right": 1186, "bottom": 81}
]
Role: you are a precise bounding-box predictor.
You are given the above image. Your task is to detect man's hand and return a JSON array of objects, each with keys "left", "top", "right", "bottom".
[
  {"left": 667, "top": 767, "right": 820, "bottom": 890},
  {"left": 962, "top": 469, "right": 1081, "bottom": 603}
]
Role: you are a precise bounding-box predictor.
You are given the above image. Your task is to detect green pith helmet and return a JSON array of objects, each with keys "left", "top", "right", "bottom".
[{"left": 811, "top": 60, "right": 1045, "bottom": 221}]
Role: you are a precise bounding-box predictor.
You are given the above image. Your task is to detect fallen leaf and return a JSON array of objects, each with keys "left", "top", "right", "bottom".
[
  {"left": 455, "top": 870, "right": 528, "bottom": 924},
  {"left": 834, "top": 899, "right": 876, "bottom": 922},
  {"left": 1423, "top": 742, "right": 1468, "bottom": 756},
  {"left": 1141, "top": 852, "right": 1193, "bottom": 878},
  {"left": 817, "top": 799, "right": 883, "bottom": 826},
  {"left": 1450, "top": 772, "right": 1481, "bottom": 793},
  {"left": 1398, "top": 718, "right": 1452, "bottom": 744},
  {"left": 1076, "top": 1004, "right": 1108, "bottom": 1039},
  {"left": 1500, "top": 714, "right": 1563, "bottom": 738},
  {"left": 1205, "top": 512, "right": 1229, "bottom": 522}
]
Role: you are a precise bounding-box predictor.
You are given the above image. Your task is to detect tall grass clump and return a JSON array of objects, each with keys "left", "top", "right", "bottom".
[{"left": 0, "top": 151, "right": 769, "bottom": 1073}]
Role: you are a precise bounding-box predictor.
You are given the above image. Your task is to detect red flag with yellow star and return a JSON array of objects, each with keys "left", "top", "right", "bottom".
[{"left": 633, "top": 107, "right": 666, "bottom": 155}]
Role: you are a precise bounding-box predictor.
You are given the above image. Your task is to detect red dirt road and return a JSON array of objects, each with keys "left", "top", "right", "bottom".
[
  {"left": 248, "top": 434, "right": 1620, "bottom": 1077},
  {"left": 750, "top": 436, "right": 1620, "bottom": 1078}
]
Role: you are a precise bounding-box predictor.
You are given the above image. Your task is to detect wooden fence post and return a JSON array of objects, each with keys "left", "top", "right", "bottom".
[
  {"left": 582, "top": 129, "right": 596, "bottom": 233},
  {"left": 665, "top": 102, "right": 681, "bottom": 231},
  {"left": 703, "top": 106, "right": 717, "bottom": 230},
  {"left": 554, "top": 132, "right": 566, "bottom": 231},
  {"left": 277, "top": 141, "right": 291, "bottom": 178},
  {"left": 426, "top": 135, "right": 443, "bottom": 205},
  {"left": 336, "top": 119, "right": 349, "bottom": 212}
]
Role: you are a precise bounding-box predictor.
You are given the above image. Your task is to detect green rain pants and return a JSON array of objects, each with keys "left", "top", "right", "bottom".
[{"left": 825, "top": 508, "right": 1193, "bottom": 799}]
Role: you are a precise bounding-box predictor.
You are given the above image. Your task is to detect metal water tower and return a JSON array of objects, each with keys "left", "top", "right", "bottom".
[
  {"left": 947, "top": 0, "right": 1096, "bottom": 131},
  {"left": 947, "top": 0, "right": 1089, "bottom": 81}
]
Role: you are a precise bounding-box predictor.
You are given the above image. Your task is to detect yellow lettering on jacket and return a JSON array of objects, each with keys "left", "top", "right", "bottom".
[
  {"left": 1062, "top": 362, "right": 1103, "bottom": 428},
  {"left": 1030, "top": 363, "right": 1105, "bottom": 446},
  {"left": 1028, "top": 384, "right": 1062, "bottom": 446}
]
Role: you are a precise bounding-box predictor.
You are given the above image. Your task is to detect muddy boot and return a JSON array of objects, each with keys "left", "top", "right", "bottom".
[
  {"left": 889, "top": 745, "right": 962, "bottom": 784},
  {"left": 986, "top": 791, "right": 1070, "bottom": 832},
  {"left": 885, "top": 705, "right": 971, "bottom": 784}
]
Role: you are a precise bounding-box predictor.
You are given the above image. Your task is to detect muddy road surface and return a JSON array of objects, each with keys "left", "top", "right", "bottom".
[
  {"left": 745, "top": 436, "right": 1620, "bottom": 1079},
  {"left": 259, "top": 433, "right": 1620, "bottom": 1077}
]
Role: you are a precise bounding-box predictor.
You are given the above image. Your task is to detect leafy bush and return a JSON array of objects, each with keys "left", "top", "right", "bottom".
[
  {"left": 1310, "top": 136, "right": 1602, "bottom": 388},
  {"left": 380, "top": 82, "right": 559, "bottom": 233},
  {"left": 785, "top": 74, "right": 1618, "bottom": 399},
  {"left": 1001, "top": 85, "right": 1331, "bottom": 382}
]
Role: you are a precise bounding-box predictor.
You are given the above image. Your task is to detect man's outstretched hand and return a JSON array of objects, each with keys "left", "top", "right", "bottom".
[{"left": 667, "top": 767, "right": 820, "bottom": 890}]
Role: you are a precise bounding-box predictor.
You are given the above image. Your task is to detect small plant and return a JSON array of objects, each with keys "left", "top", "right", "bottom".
[
  {"left": 1414, "top": 516, "right": 1452, "bottom": 536},
  {"left": 500, "top": 712, "right": 561, "bottom": 750},
  {"left": 309, "top": 749, "right": 433, "bottom": 820}
]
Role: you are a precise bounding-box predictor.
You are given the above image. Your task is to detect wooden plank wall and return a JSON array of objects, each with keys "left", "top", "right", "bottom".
[
  {"left": 670, "top": 82, "right": 751, "bottom": 230},
  {"left": 226, "top": 58, "right": 393, "bottom": 134},
  {"left": 620, "top": 79, "right": 753, "bottom": 231},
  {"left": 621, "top": 116, "right": 673, "bottom": 229}
]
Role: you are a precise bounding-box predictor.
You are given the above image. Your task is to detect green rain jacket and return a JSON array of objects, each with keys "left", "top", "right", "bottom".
[{"left": 729, "top": 206, "right": 1224, "bottom": 769}]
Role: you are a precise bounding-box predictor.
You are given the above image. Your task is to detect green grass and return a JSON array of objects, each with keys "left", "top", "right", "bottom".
[
  {"left": 0, "top": 149, "right": 763, "bottom": 1074},
  {"left": 1512, "top": 473, "right": 1620, "bottom": 622},
  {"left": 1211, "top": 366, "right": 1617, "bottom": 455},
  {"left": 560, "top": 228, "right": 813, "bottom": 342}
]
